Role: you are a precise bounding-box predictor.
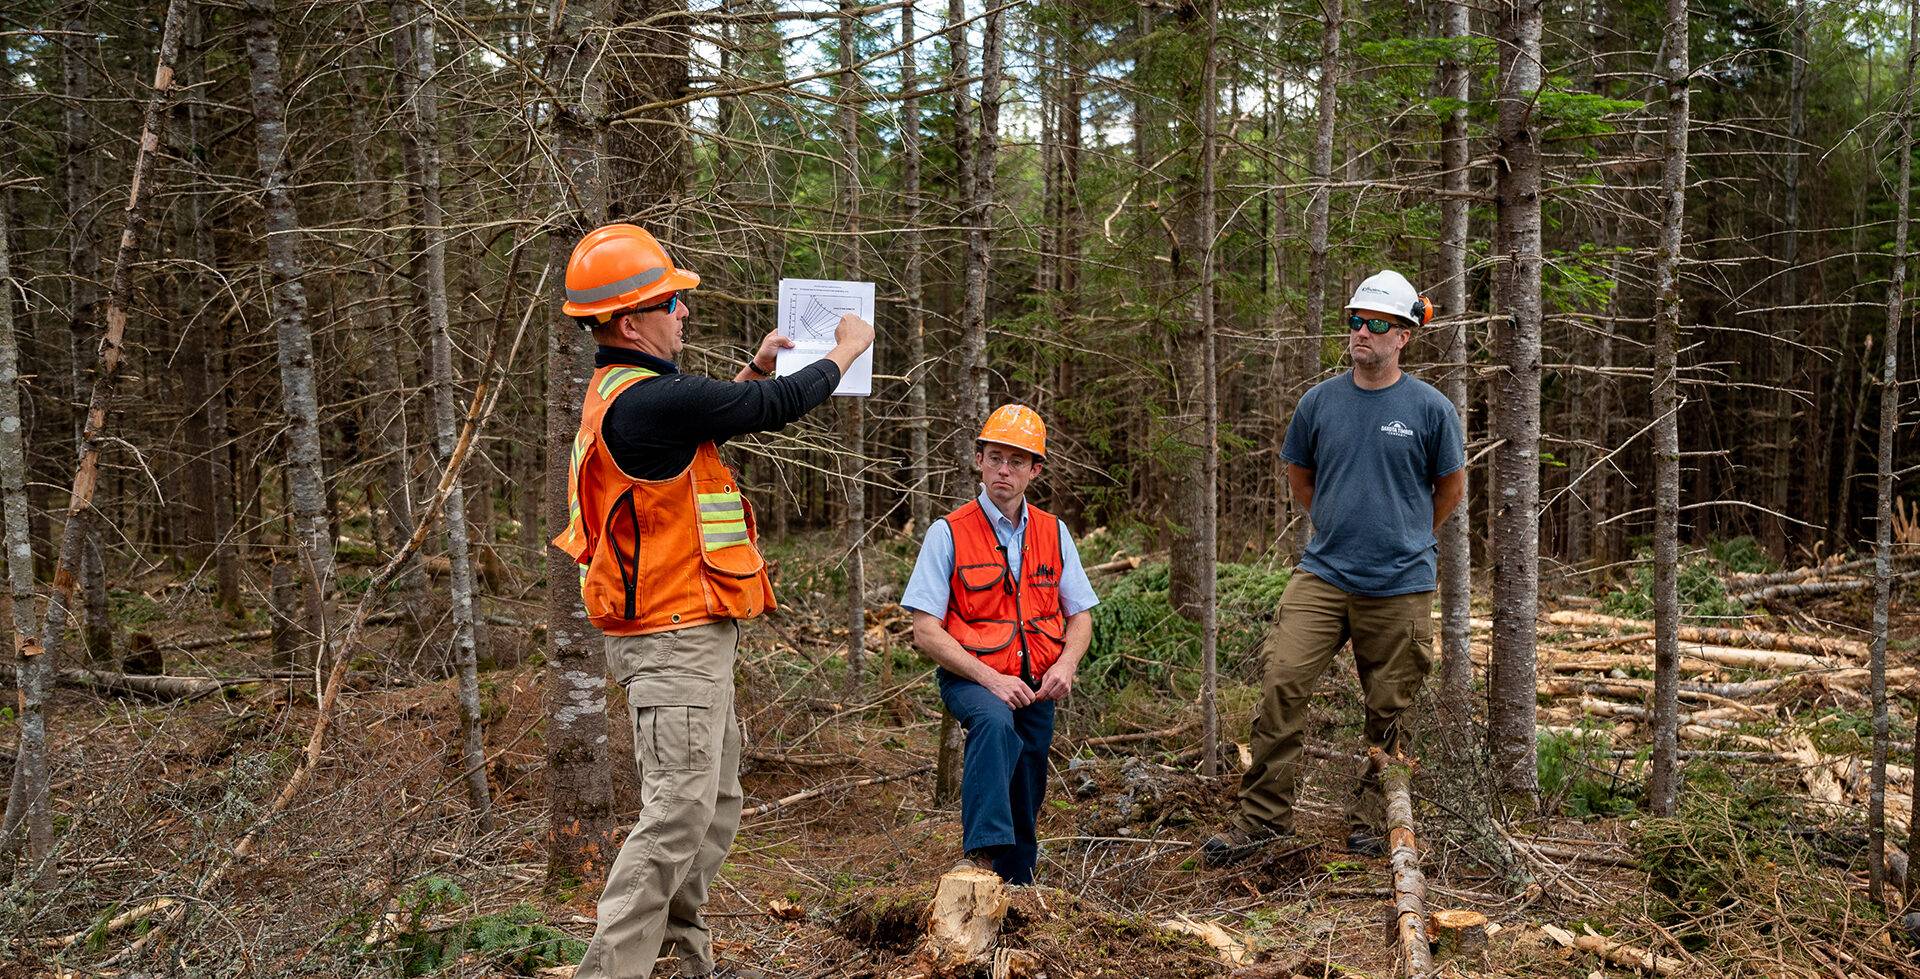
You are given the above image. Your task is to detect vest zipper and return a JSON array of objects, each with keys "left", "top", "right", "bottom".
[
  {"left": 605, "top": 487, "right": 640, "bottom": 620},
  {"left": 997, "top": 539, "right": 1036, "bottom": 690}
]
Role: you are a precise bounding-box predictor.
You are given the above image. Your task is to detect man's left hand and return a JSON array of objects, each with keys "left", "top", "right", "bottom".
[
  {"left": 753, "top": 331, "right": 794, "bottom": 373},
  {"left": 1035, "top": 660, "right": 1077, "bottom": 702}
]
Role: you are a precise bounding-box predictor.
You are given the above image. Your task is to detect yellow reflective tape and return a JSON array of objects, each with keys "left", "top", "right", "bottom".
[
  {"left": 699, "top": 507, "right": 745, "bottom": 523},
  {"left": 703, "top": 536, "right": 751, "bottom": 552},
  {"left": 596, "top": 366, "right": 657, "bottom": 399},
  {"left": 701, "top": 520, "right": 748, "bottom": 537},
  {"left": 695, "top": 491, "right": 741, "bottom": 504}
]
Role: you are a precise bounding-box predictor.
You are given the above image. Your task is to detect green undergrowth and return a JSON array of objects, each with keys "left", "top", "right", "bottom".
[
  {"left": 1537, "top": 727, "right": 1639, "bottom": 818},
  {"left": 1600, "top": 546, "right": 1750, "bottom": 625},
  {"left": 1633, "top": 764, "right": 1883, "bottom": 966},
  {"left": 1080, "top": 561, "right": 1292, "bottom": 700},
  {"left": 376, "top": 878, "right": 583, "bottom": 976}
]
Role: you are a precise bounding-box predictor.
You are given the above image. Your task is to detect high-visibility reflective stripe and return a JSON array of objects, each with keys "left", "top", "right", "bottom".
[
  {"left": 695, "top": 491, "right": 738, "bottom": 504},
  {"left": 701, "top": 520, "right": 748, "bottom": 536},
  {"left": 696, "top": 500, "right": 741, "bottom": 513},
  {"left": 566, "top": 265, "right": 668, "bottom": 304},
  {"left": 703, "top": 530, "right": 751, "bottom": 552},
  {"left": 597, "top": 366, "right": 656, "bottom": 399}
]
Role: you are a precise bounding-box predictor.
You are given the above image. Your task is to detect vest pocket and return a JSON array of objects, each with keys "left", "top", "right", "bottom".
[
  {"left": 955, "top": 617, "right": 1018, "bottom": 655},
  {"left": 1024, "top": 612, "right": 1066, "bottom": 644},
  {"left": 956, "top": 563, "right": 1007, "bottom": 592},
  {"left": 692, "top": 480, "right": 765, "bottom": 579}
]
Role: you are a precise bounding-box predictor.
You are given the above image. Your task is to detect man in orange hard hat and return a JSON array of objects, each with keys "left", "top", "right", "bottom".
[
  {"left": 900, "top": 405, "right": 1099, "bottom": 885},
  {"left": 555, "top": 223, "right": 872, "bottom": 979}
]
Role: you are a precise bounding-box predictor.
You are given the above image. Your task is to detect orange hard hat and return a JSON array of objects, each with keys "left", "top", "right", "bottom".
[
  {"left": 978, "top": 404, "right": 1047, "bottom": 460},
  {"left": 561, "top": 223, "right": 701, "bottom": 323}
]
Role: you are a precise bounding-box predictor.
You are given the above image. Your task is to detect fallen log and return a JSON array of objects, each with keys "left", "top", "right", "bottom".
[
  {"left": 1545, "top": 610, "right": 1867, "bottom": 659},
  {"left": 741, "top": 765, "right": 932, "bottom": 820},
  {"left": 1540, "top": 925, "right": 1684, "bottom": 976},
  {"left": 0, "top": 663, "right": 249, "bottom": 701},
  {"left": 1732, "top": 570, "right": 1919, "bottom": 605},
  {"left": 1086, "top": 554, "right": 1148, "bottom": 577},
  {"left": 1369, "top": 748, "right": 1432, "bottom": 978},
  {"left": 1724, "top": 556, "right": 1880, "bottom": 592},
  {"left": 915, "top": 864, "right": 1011, "bottom": 976}
]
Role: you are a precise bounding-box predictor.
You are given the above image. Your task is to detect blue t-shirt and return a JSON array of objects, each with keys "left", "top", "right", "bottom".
[{"left": 1282, "top": 372, "right": 1465, "bottom": 596}]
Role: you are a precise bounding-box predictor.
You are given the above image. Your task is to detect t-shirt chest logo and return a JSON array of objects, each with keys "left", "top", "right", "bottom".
[{"left": 1378, "top": 419, "right": 1415, "bottom": 438}]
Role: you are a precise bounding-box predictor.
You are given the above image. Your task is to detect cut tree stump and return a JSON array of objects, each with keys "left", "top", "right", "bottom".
[
  {"left": 914, "top": 864, "right": 1011, "bottom": 975},
  {"left": 1429, "top": 909, "right": 1489, "bottom": 958}
]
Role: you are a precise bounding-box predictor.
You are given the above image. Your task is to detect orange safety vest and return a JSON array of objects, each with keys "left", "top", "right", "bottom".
[
  {"left": 941, "top": 499, "right": 1066, "bottom": 685},
  {"left": 553, "top": 364, "right": 776, "bottom": 636}
]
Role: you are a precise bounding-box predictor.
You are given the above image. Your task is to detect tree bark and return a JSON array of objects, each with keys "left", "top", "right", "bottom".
[
  {"left": 1645, "top": 0, "right": 1691, "bottom": 818},
  {"left": 1436, "top": 0, "right": 1474, "bottom": 719},
  {"left": 391, "top": 0, "right": 493, "bottom": 829},
  {"left": 1296, "top": 0, "right": 1340, "bottom": 555},
  {"left": 543, "top": 0, "right": 615, "bottom": 887},
  {"left": 0, "top": 0, "right": 187, "bottom": 870},
  {"left": 606, "top": 0, "right": 689, "bottom": 222},
  {"left": 1198, "top": 0, "right": 1220, "bottom": 775},
  {"left": 959, "top": 1, "right": 1000, "bottom": 430},
  {"left": 838, "top": 0, "right": 866, "bottom": 698},
  {"left": 244, "top": 0, "right": 335, "bottom": 657},
  {"left": 61, "top": 0, "right": 111, "bottom": 666},
  {"left": 900, "top": 0, "right": 930, "bottom": 533},
  {"left": 1489, "top": 0, "right": 1545, "bottom": 802},
  {"left": 1870, "top": 0, "right": 1916, "bottom": 901},
  {"left": 1767, "top": 0, "right": 1809, "bottom": 561}
]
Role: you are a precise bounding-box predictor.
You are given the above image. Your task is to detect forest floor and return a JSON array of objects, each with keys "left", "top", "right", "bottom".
[{"left": 1, "top": 529, "right": 1917, "bottom": 978}]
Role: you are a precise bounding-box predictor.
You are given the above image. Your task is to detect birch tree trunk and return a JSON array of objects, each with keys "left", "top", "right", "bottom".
[
  {"left": 838, "top": 0, "right": 866, "bottom": 698},
  {"left": 1869, "top": 0, "right": 1916, "bottom": 900},
  {"left": 1645, "top": 0, "right": 1690, "bottom": 818},
  {"left": 900, "top": 0, "right": 930, "bottom": 534},
  {"left": 543, "top": 0, "right": 615, "bottom": 885},
  {"left": 1436, "top": 0, "right": 1474, "bottom": 716},
  {"left": 1489, "top": 0, "right": 1545, "bottom": 802},
  {"left": 0, "top": 0, "right": 186, "bottom": 868},
  {"left": 392, "top": 0, "right": 492, "bottom": 828},
  {"left": 244, "top": 0, "right": 335, "bottom": 655}
]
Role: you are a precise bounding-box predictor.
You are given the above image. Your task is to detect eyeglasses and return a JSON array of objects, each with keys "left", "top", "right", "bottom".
[
  {"left": 1348, "top": 313, "right": 1401, "bottom": 334},
  {"left": 636, "top": 292, "right": 681, "bottom": 315}
]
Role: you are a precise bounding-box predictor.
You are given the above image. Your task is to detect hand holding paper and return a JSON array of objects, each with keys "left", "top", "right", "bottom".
[{"left": 775, "top": 278, "right": 876, "bottom": 396}]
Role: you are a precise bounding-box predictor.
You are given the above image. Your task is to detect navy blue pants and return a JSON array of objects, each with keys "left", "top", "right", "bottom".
[{"left": 938, "top": 669, "right": 1057, "bottom": 885}]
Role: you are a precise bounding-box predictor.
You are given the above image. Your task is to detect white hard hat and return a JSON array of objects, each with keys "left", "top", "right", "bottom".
[{"left": 1345, "top": 270, "right": 1432, "bottom": 327}]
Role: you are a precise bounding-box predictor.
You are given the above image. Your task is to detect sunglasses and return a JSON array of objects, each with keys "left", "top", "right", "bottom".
[
  {"left": 636, "top": 292, "right": 681, "bottom": 315},
  {"left": 1348, "top": 313, "right": 1402, "bottom": 334}
]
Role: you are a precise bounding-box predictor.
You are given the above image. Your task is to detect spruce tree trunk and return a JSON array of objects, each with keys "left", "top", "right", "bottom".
[
  {"left": 1489, "top": 0, "right": 1545, "bottom": 802},
  {"left": 1296, "top": 0, "right": 1340, "bottom": 554},
  {"left": 960, "top": 3, "right": 1001, "bottom": 429},
  {"left": 1645, "top": 0, "right": 1690, "bottom": 818},
  {"left": 1766, "top": 0, "right": 1809, "bottom": 561},
  {"left": 900, "top": 0, "right": 930, "bottom": 534},
  {"left": 392, "top": 0, "right": 492, "bottom": 828},
  {"left": 244, "top": 0, "right": 334, "bottom": 656},
  {"left": 1436, "top": 0, "right": 1474, "bottom": 715},
  {"left": 1869, "top": 0, "right": 1915, "bottom": 900},
  {"left": 349, "top": 1, "right": 419, "bottom": 590},
  {"left": 838, "top": 0, "right": 866, "bottom": 698},
  {"left": 1197, "top": 0, "right": 1221, "bottom": 776},
  {"left": 543, "top": 0, "right": 614, "bottom": 886}
]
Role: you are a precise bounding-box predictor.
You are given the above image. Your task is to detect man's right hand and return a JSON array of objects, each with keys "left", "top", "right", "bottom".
[
  {"left": 980, "top": 670, "right": 1035, "bottom": 710},
  {"left": 826, "top": 313, "right": 875, "bottom": 375}
]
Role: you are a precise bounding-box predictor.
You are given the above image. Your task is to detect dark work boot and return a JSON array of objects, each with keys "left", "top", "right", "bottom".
[{"left": 1201, "top": 824, "right": 1291, "bottom": 868}]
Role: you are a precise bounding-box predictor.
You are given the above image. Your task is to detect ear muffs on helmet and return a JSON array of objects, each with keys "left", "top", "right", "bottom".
[{"left": 1410, "top": 296, "right": 1434, "bottom": 327}]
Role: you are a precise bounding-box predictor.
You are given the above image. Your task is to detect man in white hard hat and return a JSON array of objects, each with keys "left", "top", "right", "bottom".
[{"left": 1203, "top": 269, "right": 1465, "bottom": 865}]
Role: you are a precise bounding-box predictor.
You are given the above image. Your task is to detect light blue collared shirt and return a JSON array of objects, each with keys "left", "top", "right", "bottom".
[{"left": 900, "top": 488, "right": 1100, "bottom": 620}]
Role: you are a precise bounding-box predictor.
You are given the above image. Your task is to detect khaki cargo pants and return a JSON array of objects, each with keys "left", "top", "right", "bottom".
[
  {"left": 1234, "top": 571, "right": 1433, "bottom": 836},
  {"left": 577, "top": 620, "right": 743, "bottom": 979}
]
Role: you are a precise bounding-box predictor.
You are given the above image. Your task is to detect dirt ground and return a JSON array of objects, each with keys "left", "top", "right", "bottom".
[{"left": 2, "top": 545, "right": 1917, "bottom": 978}]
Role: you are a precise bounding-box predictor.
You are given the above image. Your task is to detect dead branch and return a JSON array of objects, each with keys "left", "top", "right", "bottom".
[
  {"left": 1368, "top": 748, "right": 1432, "bottom": 978},
  {"left": 742, "top": 765, "right": 932, "bottom": 820}
]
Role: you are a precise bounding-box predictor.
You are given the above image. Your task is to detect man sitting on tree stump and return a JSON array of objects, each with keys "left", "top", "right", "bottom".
[
  {"left": 1204, "top": 270, "right": 1465, "bottom": 865},
  {"left": 902, "top": 405, "right": 1099, "bottom": 884}
]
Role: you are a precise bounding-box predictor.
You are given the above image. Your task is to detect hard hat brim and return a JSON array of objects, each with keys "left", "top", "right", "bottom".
[
  {"left": 562, "top": 267, "right": 702, "bottom": 319},
  {"left": 977, "top": 436, "right": 1045, "bottom": 461}
]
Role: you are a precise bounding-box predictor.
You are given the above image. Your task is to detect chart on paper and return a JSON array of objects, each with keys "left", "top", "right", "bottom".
[{"left": 775, "top": 278, "right": 875, "bottom": 396}]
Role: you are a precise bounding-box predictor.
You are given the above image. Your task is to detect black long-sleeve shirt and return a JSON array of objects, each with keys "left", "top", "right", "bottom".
[{"left": 596, "top": 346, "right": 842, "bottom": 480}]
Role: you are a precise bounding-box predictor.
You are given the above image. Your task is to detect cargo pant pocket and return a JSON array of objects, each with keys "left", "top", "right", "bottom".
[{"left": 629, "top": 674, "right": 719, "bottom": 774}]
